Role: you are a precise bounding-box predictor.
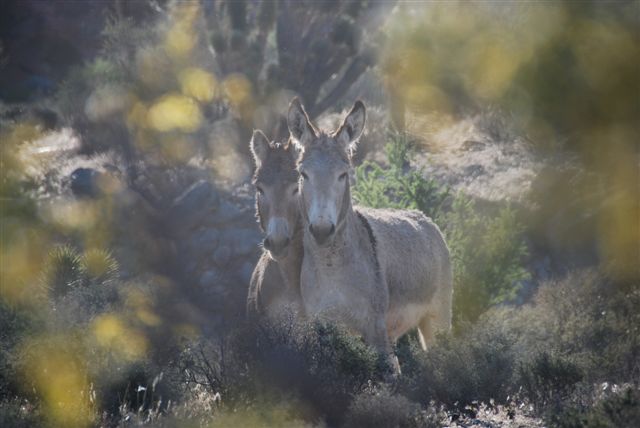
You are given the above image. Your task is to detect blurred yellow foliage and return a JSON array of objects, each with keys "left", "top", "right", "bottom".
[
  {"left": 20, "top": 337, "right": 94, "bottom": 427},
  {"left": 159, "top": 135, "right": 199, "bottom": 164},
  {"left": 0, "top": 228, "right": 48, "bottom": 306},
  {"left": 126, "top": 100, "right": 149, "bottom": 130},
  {"left": 47, "top": 199, "right": 100, "bottom": 232},
  {"left": 179, "top": 67, "right": 217, "bottom": 102},
  {"left": 81, "top": 248, "right": 117, "bottom": 279},
  {"left": 93, "top": 314, "right": 148, "bottom": 361},
  {"left": 147, "top": 93, "right": 203, "bottom": 132},
  {"left": 164, "top": 2, "right": 200, "bottom": 60},
  {"left": 222, "top": 74, "right": 252, "bottom": 108}
]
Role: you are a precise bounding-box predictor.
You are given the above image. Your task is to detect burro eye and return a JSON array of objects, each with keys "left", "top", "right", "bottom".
[
  {"left": 338, "top": 172, "right": 348, "bottom": 181},
  {"left": 300, "top": 171, "right": 309, "bottom": 180}
]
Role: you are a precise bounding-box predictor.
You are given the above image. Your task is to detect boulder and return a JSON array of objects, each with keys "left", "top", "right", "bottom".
[
  {"left": 219, "top": 228, "right": 261, "bottom": 258},
  {"left": 167, "top": 180, "right": 220, "bottom": 237},
  {"left": 70, "top": 167, "right": 102, "bottom": 198}
]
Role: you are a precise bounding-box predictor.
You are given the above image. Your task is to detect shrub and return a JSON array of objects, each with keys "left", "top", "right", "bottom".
[
  {"left": 181, "top": 316, "right": 383, "bottom": 426},
  {"left": 518, "top": 352, "right": 584, "bottom": 412},
  {"left": 0, "top": 399, "right": 43, "bottom": 428},
  {"left": 501, "top": 270, "right": 640, "bottom": 384},
  {"left": 398, "top": 323, "right": 515, "bottom": 408},
  {"left": 549, "top": 387, "right": 640, "bottom": 428},
  {"left": 0, "top": 303, "right": 39, "bottom": 400},
  {"left": 344, "top": 387, "right": 440, "bottom": 428}
]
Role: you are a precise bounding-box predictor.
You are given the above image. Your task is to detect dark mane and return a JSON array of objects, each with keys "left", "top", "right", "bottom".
[{"left": 356, "top": 210, "right": 380, "bottom": 278}]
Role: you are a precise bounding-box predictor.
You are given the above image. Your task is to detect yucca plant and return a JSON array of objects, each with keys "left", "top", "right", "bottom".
[
  {"left": 81, "top": 248, "right": 119, "bottom": 284},
  {"left": 42, "top": 245, "right": 85, "bottom": 298}
]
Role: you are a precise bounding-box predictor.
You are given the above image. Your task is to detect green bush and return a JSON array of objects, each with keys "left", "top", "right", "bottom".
[
  {"left": 353, "top": 132, "right": 529, "bottom": 327},
  {"left": 444, "top": 195, "right": 529, "bottom": 327},
  {"left": 353, "top": 133, "right": 448, "bottom": 220}
]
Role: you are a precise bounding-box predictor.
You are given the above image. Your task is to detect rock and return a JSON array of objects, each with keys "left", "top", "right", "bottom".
[
  {"left": 220, "top": 228, "right": 261, "bottom": 257},
  {"left": 70, "top": 168, "right": 102, "bottom": 198},
  {"left": 463, "top": 164, "right": 486, "bottom": 179},
  {"left": 241, "top": 261, "right": 254, "bottom": 284},
  {"left": 185, "top": 260, "right": 199, "bottom": 278},
  {"left": 167, "top": 180, "right": 220, "bottom": 237},
  {"left": 194, "top": 228, "right": 220, "bottom": 253},
  {"left": 461, "top": 140, "right": 486, "bottom": 152},
  {"left": 199, "top": 269, "right": 223, "bottom": 290},
  {"left": 213, "top": 245, "right": 231, "bottom": 266},
  {"left": 210, "top": 199, "right": 244, "bottom": 225}
]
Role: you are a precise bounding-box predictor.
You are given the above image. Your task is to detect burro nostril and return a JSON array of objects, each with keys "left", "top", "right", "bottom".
[
  {"left": 263, "top": 237, "right": 272, "bottom": 250},
  {"left": 309, "top": 222, "right": 335, "bottom": 244}
]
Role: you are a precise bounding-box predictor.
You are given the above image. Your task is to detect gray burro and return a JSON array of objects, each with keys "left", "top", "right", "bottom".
[
  {"left": 247, "top": 130, "right": 305, "bottom": 320},
  {"left": 287, "top": 98, "right": 453, "bottom": 374}
]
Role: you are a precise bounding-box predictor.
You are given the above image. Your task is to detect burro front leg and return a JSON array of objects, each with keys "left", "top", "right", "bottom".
[{"left": 365, "top": 315, "right": 400, "bottom": 378}]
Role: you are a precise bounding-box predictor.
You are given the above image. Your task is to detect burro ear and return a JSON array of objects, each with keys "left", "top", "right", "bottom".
[
  {"left": 285, "top": 138, "right": 302, "bottom": 161},
  {"left": 287, "top": 98, "right": 316, "bottom": 148},
  {"left": 250, "top": 129, "right": 270, "bottom": 167},
  {"left": 335, "top": 100, "right": 366, "bottom": 152}
]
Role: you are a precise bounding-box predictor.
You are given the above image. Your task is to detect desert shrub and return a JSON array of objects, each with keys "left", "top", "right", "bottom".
[
  {"left": 398, "top": 323, "right": 515, "bottom": 408},
  {"left": 518, "top": 352, "right": 584, "bottom": 411},
  {"left": 0, "top": 303, "right": 40, "bottom": 400},
  {"left": 0, "top": 399, "right": 43, "bottom": 428},
  {"left": 474, "top": 270, "right": 639, "bottom": 421},
  {"left": 181, "top": 316, "right": 383, "bottom": 426},
  {"left": 353, "top": 133, "right": 529, "bottom": 327},
  {"left": 495, "top": 270, "right": 640, "bottom": 384},
  {"left": 160, "top": 389, "right": 315, "bottom": 428},
  {"left": 549, "top": 387, "right": 640, "bottom": 428},
  {"left": 100, "top": 362, "right": 181, "bottom": 424},
  {"left": 344, "top": 386, "right": 440, "bottom": 428}
]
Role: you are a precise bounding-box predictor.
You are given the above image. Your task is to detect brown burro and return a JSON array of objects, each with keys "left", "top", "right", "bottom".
[
  {"left": 288, "top": 98, "right": 453, "bottom": 374},
  {"left": 247, "top": 130, "right": 304, "bottom": 320}
]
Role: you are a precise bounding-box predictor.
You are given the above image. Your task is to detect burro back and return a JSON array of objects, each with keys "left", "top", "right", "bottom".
[
  {"left": 246, "top": 130, "right": 304, "bottom": 320},
  {"left": 288, "top": 98, "right": 453, "bottom": 373}
]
